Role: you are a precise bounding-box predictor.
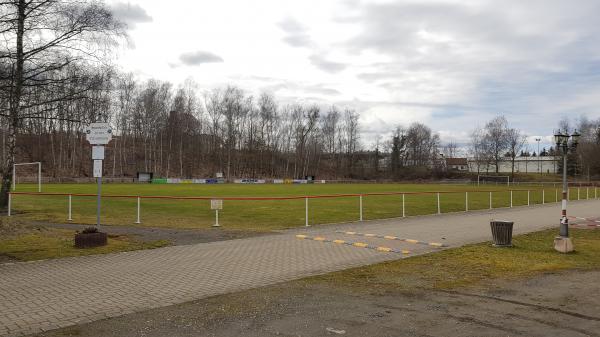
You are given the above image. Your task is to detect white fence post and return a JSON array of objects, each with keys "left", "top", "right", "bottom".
[
  {"left": 38, "top": 162, "right": 41, "bottom": 193},
  {"left": 542, "top": 189, "right": 545, "bottom": 205},
  {"left": 465, "top": 192, "right": 468, "bottom": 212},
  {"left": 586, "top": 187, "right": 589, "bottom": 199},
  {"left": 556, "top": 189, "right": 558, "bottom": 203},
  {"left": 527, "top": 190, "right": 530, "bottom": 206},
  {"left": 510, "top": 190, "right": 513, "bottom": 208},
  {"left": 68, "top": 195, "right": 72, "bottom": 221},
  {"left": 578, "top": 188, "right": 580, "bottom": 200},
  {"left": 135, "top": 197, "right": 141, "bottom": 224},
  {"left": 305, "top": 197, "right": 309, "bottom": 227},
  {"left": 7, "top": 193, "right": 11, "bottom": 217},
  {"left": 402, "top": 194, "right": 405, "bottom": 218},
  {"left": 489, "top": 191, "right": 492, "bottom": 210},
  {"left": 359, "top": 195, "right": 363, "bottom": 221},
  {"left": 437, "top": 192, "right": 441, "bottom": 214}
]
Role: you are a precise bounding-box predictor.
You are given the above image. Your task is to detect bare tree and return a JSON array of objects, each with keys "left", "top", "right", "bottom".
[
  {"left": 506, "top": 128, "right": 526, "bottom": 179},
  {"left": 0, "top": 0, "right": 124, "bottom": 206},
  {"left": 483, "top": 116, "right": 509, "bottom": 173}
]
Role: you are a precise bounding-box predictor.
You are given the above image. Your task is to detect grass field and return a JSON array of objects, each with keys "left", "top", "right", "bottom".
[{"left": 9, "top": 183, "right": 599, "bottom": 230}]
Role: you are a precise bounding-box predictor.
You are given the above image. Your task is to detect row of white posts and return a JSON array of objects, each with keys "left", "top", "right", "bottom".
[
  {"left": 303, "top": 187, "right": 597, "bottom": 226},
  {"left": 6, "top": 187, "right": 599, "bottom": 225}
]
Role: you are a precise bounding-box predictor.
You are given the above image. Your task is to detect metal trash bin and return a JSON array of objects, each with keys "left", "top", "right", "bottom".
[{"left": 490, "top": 220, "right": 514, "bottom": 247}]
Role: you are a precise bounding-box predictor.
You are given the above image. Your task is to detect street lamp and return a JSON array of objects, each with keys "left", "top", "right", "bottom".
[{"left": 553, "top": 129, "right": 580, "bottom": 253}]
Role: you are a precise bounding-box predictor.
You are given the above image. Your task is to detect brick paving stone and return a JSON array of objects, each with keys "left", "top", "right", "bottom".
[{"left": 0, "top": 200, "right": 597, "bottom": 337}]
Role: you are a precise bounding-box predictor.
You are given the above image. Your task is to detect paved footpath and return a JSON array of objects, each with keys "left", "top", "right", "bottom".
[{"left": 1, "top": 200, "right": 598, "bottom": 337}]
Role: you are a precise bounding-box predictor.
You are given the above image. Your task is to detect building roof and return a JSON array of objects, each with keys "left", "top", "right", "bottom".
[{"left": 446, "top": 157, "right": 468, "bottom": 165}]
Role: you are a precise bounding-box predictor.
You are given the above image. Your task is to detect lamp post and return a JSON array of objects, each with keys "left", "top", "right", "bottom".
[
  {"left": 553, "top": 129, "right": 580, "bottom": 253},
  {"left": 535, "top": 137, "right": 541, "bottom": 174}
]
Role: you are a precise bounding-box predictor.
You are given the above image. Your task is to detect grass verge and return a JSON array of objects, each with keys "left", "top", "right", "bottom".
[
  {"left": 0, "top": 219, "right": 169, "bottom": 262},
  {"left": 306, "top": 228, "right": 600, "bottom": 291}
]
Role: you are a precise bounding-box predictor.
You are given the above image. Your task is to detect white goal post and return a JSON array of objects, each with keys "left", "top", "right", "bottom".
[
  {"left": 13, "top": 162, "right": 41, "bottom": 192},
  {"left": 477, "top": 175, "right": 510, "bottom": 186}
]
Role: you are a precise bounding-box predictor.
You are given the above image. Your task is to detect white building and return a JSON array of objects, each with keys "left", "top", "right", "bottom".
[{"left": 468, "top": 156, "right": 560, "bottom": 174}]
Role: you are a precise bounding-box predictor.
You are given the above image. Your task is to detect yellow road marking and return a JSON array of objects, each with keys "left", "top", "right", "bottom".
[
  {"left": 296, "top": 235, "right": 307, "bottom": 239},
  {"left": 384, "top": 235, "right": 397, "bottom": 240},
  {"left": 406, "top": 239, "right": 419, "bottom": 244},
  {"left": 401, "top": 250, "right": 411, "bottom": 254},
  {"left": 376, "top": 247, "right": 392, "bottom": 252},
  {"left": 353, "top": 242, "right": 369, "bottom": 248},
  {"left": 429, "top": 242, "right": 443, "bottom": 247},
  {"left": 314, "top": 237, "right": 326, "bottom": 241},
  {"left": 333, "top": 240, "right": 346, "bottom": 244},
  {"left": 346, "top": 231, "right": 356, "bottom": 235},
  {"left": 364, "top": 233, "right": 376, "bottom": 237}
]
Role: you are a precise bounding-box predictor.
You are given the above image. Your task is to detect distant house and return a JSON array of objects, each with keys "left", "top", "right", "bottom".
[
  {"left": 446, "top": 157, "right": 469, "bottom": 171},
  {"left": 467, "top": 156, "right": 559, "bottom": 174}
]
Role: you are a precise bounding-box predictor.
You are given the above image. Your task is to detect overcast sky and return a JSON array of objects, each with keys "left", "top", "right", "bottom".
[{"left": 108, "top": 0, "right": 600, "bottom": 151}]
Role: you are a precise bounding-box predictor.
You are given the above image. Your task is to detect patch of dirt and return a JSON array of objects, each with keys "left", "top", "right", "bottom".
[
  {"left": 32, "top": 270, "right": 600, "bottom": 337},
  {"left": 0, "top": 217, "right": 47, "bottom": 237},
  {"left": 40, "top": 222, "right": 268, "bottom": 246}
]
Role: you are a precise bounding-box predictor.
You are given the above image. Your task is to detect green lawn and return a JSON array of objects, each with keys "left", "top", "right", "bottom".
[{"left": 9, "top": 183, "right": 598, "bottom": 230}]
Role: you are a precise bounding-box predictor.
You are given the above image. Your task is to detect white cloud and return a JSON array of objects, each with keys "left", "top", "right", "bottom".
[{"left": 109, "top": 0, "right": 600, "bottom": 145}]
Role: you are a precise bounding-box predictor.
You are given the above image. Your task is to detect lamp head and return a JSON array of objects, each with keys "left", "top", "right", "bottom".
[
  {"left": 554, "top": 130, "right": 565, "bottom": 147},
  {"left": 571, "top": 130, "right": 581, "bottom": 145}
]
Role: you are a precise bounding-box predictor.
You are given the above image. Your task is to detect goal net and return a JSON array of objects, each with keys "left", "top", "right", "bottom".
[
  {"left": 477, "top": 175, "right": 510, "bottom": 186},
  {"left": 13, "top": 162, "right": 42, "bottom": 192}
]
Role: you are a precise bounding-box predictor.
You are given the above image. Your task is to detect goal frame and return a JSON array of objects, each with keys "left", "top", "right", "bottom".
[
  {"left": 13, "top": 162, "right": 41, "bottom": 192},
  {"left": 477, "top": 175, "right": 510, "bottom": 186}
]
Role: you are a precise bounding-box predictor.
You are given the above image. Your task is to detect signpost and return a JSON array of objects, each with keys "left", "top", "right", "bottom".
[
  {"left": 211, "top": 199, "right": 223, "bottom": 227},
  {"left": 85, "top": 123, "right": 112, "bottom": 229}
]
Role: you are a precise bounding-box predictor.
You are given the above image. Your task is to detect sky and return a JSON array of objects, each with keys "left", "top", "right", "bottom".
[{"left": 107, "top": 0, "right": 600, "bottom": 151}]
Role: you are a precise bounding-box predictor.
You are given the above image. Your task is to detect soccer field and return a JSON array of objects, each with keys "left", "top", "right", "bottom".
[{"left": 9, "top": 183, "right": 595, "bottom": 230}]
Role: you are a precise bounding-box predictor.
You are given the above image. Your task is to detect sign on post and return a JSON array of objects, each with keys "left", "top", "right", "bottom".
[
  {"left": 92, "top": 146, "right": 105, "bottom": 160},
  {"left": 93, "top": 160, "right": 103, "bottom": 178},
  {"left": 85, "top": 123, "right": 112, "bottom": 145},
  {"left": 211, "top": 199, "right": 223, "bottom": 210},
  {"left": 85, "top": 122, "right": 113, "bottom": 230},
  {"left": 211, "top": 199, "right": 223, "bottom": 227}
]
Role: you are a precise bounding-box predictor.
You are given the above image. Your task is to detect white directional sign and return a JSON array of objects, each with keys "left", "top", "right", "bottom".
[
  {"left": 93, "top": 160, "right": 103, "bottom": 178},
  {"left": 85, "top": 123, "right": 113, "bottom": 145},
  {"left": 92, "top": 146, "right": 105, "bottom": 160}
]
